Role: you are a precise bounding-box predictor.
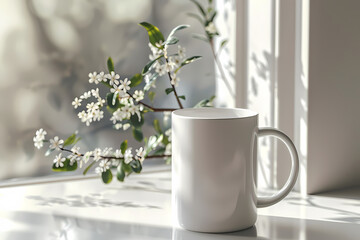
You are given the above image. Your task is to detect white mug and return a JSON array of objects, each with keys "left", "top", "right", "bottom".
[{"left": 172, "top": 108, "right": 299, "bottom": 233}]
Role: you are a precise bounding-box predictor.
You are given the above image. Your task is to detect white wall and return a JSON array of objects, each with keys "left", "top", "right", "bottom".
[{"left": 307, "top": 0, "right": 360, "bottom": 193}]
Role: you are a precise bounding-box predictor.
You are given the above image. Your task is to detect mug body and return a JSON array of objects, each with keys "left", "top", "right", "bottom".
[{"left": 172, "top": 108, "right": 258, "bottom": 233}]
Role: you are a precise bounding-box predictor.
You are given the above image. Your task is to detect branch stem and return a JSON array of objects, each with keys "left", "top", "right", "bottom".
[
  {"left": 165, "top": 59, "right": 184, "bottom": 109},
  {"left": 59, "top": 147, "right": 171, "bottom": 161},
  {"left": 126, "top": 93, "right": 178, "bottom": 112}
]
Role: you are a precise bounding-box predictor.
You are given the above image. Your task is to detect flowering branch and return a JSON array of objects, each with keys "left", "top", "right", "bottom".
[
  {"left": 127, "top": 92, "right": 178, "bottom": 112},
  {"left": 165, "top": 58, "right": 184, "bottom": 109},
  {"left": 189, "top": 0, "right": 234, "bottom": 96},
  {"left": 33, "top": 21, "right": 209, "bottom": 184},
  {"left": 59, "top": 147, "right": 171, "bottom": 161}
]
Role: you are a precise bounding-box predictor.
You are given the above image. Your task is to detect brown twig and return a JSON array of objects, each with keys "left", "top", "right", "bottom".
[
  {"left": 127, "top": 93, "right": 177, "bottom": 112},
  {"left": 59, "top": 147, "right": 171, "bottom": 161},
  {"left": 165, "top": 58, "right": 184, "bottom": 109}
]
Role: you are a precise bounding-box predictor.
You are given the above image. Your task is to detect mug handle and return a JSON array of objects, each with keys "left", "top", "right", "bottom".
[{"left": 256, "top": 128, "right": 300, "bottom": 208}]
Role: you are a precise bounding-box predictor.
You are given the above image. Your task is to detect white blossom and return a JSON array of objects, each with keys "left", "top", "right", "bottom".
[
  {"left": 114, "top": 149, "right": 123, "bottom": 158},
  {"left": 97, "top": 71, "right": 106, "bottom": 83},
  {"left": 72, "top": 97, "right": 82, "bottom": 109},
  {"left": 35, "top": 128, "right": 47, "bottom": 140},
  {"left": 54, "top": 153, "right": 66, "bottom": 168},
  {"left": 81, "top": 91, "right": 91, "bottom": 99},
  {"left": 149, "top": 42, "right": 163, "bottom": 60},
  {"left": 81, "top": 151, "right": 93, "bottom": 167},
  {"left": 168, "top": 56, "right": 182, "bottom": 69},
  {"left": 99, "top": 160, "right": 111, "bottom": 172},
  {"left": 102, "top": 147, "right": 113, "bottom": 157},
  {"left": 110, "top": 85, "right": 128, "bottom": 98},
  {"left": 164, "top": 62, "right": 174, "bottom": 73},
  {"left": 86, "top": 102, "right": 98, "bottom": 112},
  {"left": 95, "top": 167, "right": 102, "bottom": 175},
  {"left": 165, "top": 128, "right": 172, "bottom": 142},
  {"left": 78, "top": 110, "right": 87, "bottom": 121},
  {"left": 144, "top": 74, "right": 156, "bottom": 89},
  {"left": 114, "top": 123, "right": 123, "bottom": 130},
  {"left": 71, "top": 146, "right": 80, "bottom": 154},
  {"left": 165, "top": 143, "right": 172, "bottom": 155},
  {"left": 106, "top": 71, "right": 120, "bottom": 86},
  {"left": 178, "top": 45, "right": 186, "bottom": 59},
  {"left": 93, "top": 110, "right": 104, "bottom": 121},
  {"left": 123, "top": 123, "right": 131, "bottom": 131},
  {"left": 155, "top": 63, "right": 166, "bottom": 76},
  {"left": 88, "top": 72, "right": 98, "bottom": 84},
  {"left": 91, "top": 88, "right": 100, "bottom": 98},
  {"left": 49, "top": 136, "right": 64, "bottom": 151},
  {"left": 119, "top": 78, "right": 131, "bottom": 92},
  {"left": 33, "top": 137, "right": 44, "bottom": 149},
  {"left": 170, "top": 73, "right": 180, "bottom": 86},
  {"left": 135, "top": 147, "right": 145, "bottom": 163},
  {"left": 121, "top": 105, "right": 131, "bottom": 119},
  {"left": 93, "top": 148, "right": 102, "bottom": 162},
  {"left": 124, "top": 148, "right": 133, "bottom": 164},
  {"left": 111, "top": 159, "right": 120, "bottom": 167},
  {"left": 205, "top": 22, "right": 217, "bottom": 35},
  {"left": 68, "top": 154, "right": 78, "bottom": 166}
]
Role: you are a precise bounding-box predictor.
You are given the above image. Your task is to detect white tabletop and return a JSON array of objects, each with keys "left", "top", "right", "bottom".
[{"left": 0, "top": 168, "right": 359, "bottom": 240}]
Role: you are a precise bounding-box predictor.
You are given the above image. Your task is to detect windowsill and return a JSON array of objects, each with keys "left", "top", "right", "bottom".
[{"left": 0, "top": 169, "right": 359, "bottom": 239}]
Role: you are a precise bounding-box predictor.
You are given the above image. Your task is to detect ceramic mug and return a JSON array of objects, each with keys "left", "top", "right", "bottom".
[{"left": 172, "top": 108, "right": 299, "bottom": 233}]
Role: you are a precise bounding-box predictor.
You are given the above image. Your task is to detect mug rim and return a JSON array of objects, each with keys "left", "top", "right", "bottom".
[{"left": 172, "top": 108, "right": 258, "bottom": 120}]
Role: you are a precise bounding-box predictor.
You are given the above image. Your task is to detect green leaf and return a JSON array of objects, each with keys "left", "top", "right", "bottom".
[
  {"left": 178, "top": 95, "right": 186, "bottom": 100},
  {"left": 132, "top": 127, "right": 143, "bottom": 142},
  {"left": 219, "top": 39, "right": 228, "bottom": 53},
  {"left": 130, "top": 160, "right": 142, "bottom": 173},
  {"left": 187, "top": 13, "right": 204, "bottom": 25},
  {"left": 144, "top": 73, "right": 159, "bottom": 91},
  {"left": 107, "top": 57, "right": 115, "bottom": 73},
  {"left": 101, "top": 81, "right": 112, "bottom": 88},
  {"left": 106, "top": 93, "right": 121, "bottom": 113},
  {"left": 63, "top": 133, "right": 76, "bottom": 147},
  {"left": 142, "top": 55, "right": 163, "bottom": 75},
  {"left": 162, "top": 134, "right": 170, "bottom": 146},
  {"left": 52, "top": 159, "right": 77, "bottom": 172},
  {"left": 117, "top": 165, "right": 125, "bottom": 182},
  {"left": 168, "top": 25, "right": 190, "bottom": 39},
  {"left": 145, "top": 134, "right": 164, "bottom": 156},
  {"left": 148, "top": 91, "right": 156, "bottom": 102},
  {"left": 101, "top": 169, "right": 113, "bottom": 184},
  {"left": 153, "top": 119, "right": 162, "bottom": 134},
  {"left": 165, "top": 88, "right": 174, "bottom": 95},
  {"left": 122, "top": 161, "right": 132, "bottom": 173},
  {"left": 73, "top": 137, "right": 81, "bottom": 145},
  {"left": 45, "top": 148, "right": 55, "bottom": 156},
  {"left": 112, "top": 91, "right": 118, "bottom": 106},
  {"left": 194, "top": 95, "right": 216, "bottom": 108},
  {"left": 120, "top": 140, "right": 128, "bottom": 155},
  {"left": 152, "top": 146, "right": 166, "bottom": 156},
  {"left": 164, "top": 25, "right": 189, "bottom": 45},
  {"left": 139, "top": 22, "right": 165, "bottom": 47},
  {"left": 209, "top": 11, "right": 217, "bottom": 23},
  {"left": 192, "top": 33, "right": 209, "bottom": 42},
  {"left": 129, "top": 73, "right": 142, "bottom": 88},
  {"left": 164, "top": 37, "right": 179, "bottom": 45},
  {"left": 175, "top": 56, "right": 202, "bottom": 74},
  {"left": 83, "top": 161, "right": 96, "bottom": 175},
  {"left": 190, "top": 0, "right": 206, "bottom": 17},
  {"left": 130, "top": 113, "right": 144, "bottom": 128}
]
